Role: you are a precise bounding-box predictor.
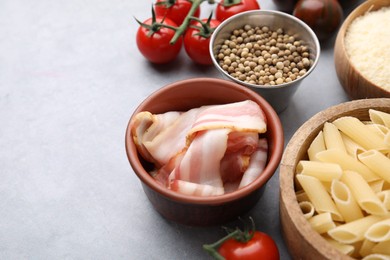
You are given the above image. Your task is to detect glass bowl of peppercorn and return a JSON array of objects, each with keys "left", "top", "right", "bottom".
[{"left": 210, "top": 10, "right": 320, "bottom": 113}]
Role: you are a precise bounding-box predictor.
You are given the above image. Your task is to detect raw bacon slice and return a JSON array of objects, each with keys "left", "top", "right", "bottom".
[
  {"left": 131, "top": 111, "right": 181, "bottom": 164},
  {"left": 187, "top": 100, "right": 266, "bottom": 144},
  {"left": 239, "top": 138, "right": 268, "bottom": 189},
  {"left": 170, "top": 180, "right": 224, "bottom": 196},
  {"left": 169, "top": 129, "right": 229, "bottom": 190},
  {"left": 130, "top": 100, "right": 269, "bottom": 197}
]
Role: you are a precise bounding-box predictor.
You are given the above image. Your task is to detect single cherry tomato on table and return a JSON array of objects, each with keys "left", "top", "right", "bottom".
[
  {"left": 184, "top": 18, "right": 221, "bottom": 65},
  {"left": 218, "top": 231, "right": 280, "bottom": 260},
  {"left": 136, "top": 16, "right": 183, "bottom": 64},
  {"left": 155, "top": 0, "right": 201, "bottom": 26},
  {"left": 203, "top": 217, "right": 280, "bottom": 260},
  {"left": 293, "top": 0, "right": 343, "bottom": 42},
  {"left": 216, "top": 0, "right": 261, "bottom": 22}
]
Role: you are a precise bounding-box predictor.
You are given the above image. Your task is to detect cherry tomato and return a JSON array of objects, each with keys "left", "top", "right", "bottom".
[
  {"left": 216, "top": 0, "right": 260, "bottom": 22},
  {"left": 272, "top": 0, "right": 298, "bottom": 13},
  {"left": 155, "top": 0, "right": 201, "bottom": 26},
  {"left": 293, "top": 0, "right": 343, "bottom": 41},
  {"left": 218, "top": 231, "right": 280, "bottom": 260},
  {"left": 136, "top": 16, "right": 183, "bottom": 64},
  {"left": 183, "top": 19, "right": 221, "bottom": 65}
]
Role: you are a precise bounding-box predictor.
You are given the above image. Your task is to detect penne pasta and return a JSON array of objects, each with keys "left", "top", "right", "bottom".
[
  {"left": 323, "top": 122, "right": 347, "bottom": 153},
  {"left": 328, "top": 215, "right": 386, "bottom": 244},
  {"left": 296, "top": 190, "right": 309, "bottom": 203},
  {"left": 372, "top": 240, "right": 390, "bottom": 255},
  {"left": 362, "top": 253, "right": 390, "bottom": 260},
  {"left": 299, "top": 201, "right": 315, "bottom": 219},
  {"left": 358, "top": 150, "right": 390, "bottom": 184},
  {"left": 365, "top": 218, "right": 390, "bottom": 243},
  {"left": 377, "top": 190, "right": 390, "bottom": 210},
  {"left": 308, "top": 130, "right": 326, "bottom": 161},
  {"left": 324, "top": 236, "right": 355, "bottom": 256},
  {"left": 359, "top": 239, "right": 377, "bottom": 258},
  {"left": 308, "top": 212, "right": 336, "bottom": 234},
  {"left": 296, "top": 174, "right": 343, "bottom": 221},
  {"left": 333, "top": 116, "right": 389, "bottom": 151},
  {"left": 369, "top": 109, "right": 390, "bottom": 128},
  {"left": 340, "top": 132, "right": 366, "bottom": 159},
  {"left": 296, "top": 160, "right": 342, "bottom": 182},
  {"left": 370, "top": 180, "right": 385, "bottom": 194},
  {"left": 331, "top": 179, "right": 364, "bottom": 222},
  {"left": 341, "top": 171, "right": 388, "bottom": 216},
  {"left": 317, "top": 149, "right": 380, "bottom": 182}
]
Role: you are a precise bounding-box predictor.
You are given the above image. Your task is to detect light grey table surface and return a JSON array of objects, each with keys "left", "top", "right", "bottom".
[{"left": 1, "top": 0, "right": 362, "bottom": 259}]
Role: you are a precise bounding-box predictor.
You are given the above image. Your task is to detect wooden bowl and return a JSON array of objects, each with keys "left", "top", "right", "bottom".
[
  {"left": 334, "top": 0, "right": 390, "bottom": 100},
  {"left": 280, "top": 98, "right": 390, "bottom": 259},
  {"left": 125, "top": 78, "right": 284, "bottom": 226}
]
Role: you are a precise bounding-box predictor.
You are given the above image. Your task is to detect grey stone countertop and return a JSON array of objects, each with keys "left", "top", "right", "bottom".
[{"left": 0, "top": 0, "right": 362, "bottom": 259}]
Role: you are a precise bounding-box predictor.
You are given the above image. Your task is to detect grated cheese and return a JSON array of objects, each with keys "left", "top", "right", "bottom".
[{"left": 344, "top": 6, "right": 390, "bottom": 90}]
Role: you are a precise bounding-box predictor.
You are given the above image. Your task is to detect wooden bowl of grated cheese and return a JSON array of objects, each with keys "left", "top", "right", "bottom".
[{"left": 334, "top": 0, "right": 390, "bottom": 100}]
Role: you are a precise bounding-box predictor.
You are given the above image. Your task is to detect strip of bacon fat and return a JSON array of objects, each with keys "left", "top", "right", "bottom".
[
  {"left": 170, "top": 180, "right": 224, "bottom": 196},
  {"left": 169, "top": 129, "right": 230, "bottom": 191},
  {"left": 239, "top": 138, "right": 268, "bottom": 189},
  {"left": 131, "top": 111, "right": 181, "bottom": 164},
  {"left": 186, "top": 100, "right": 266, "bottom": 145}
]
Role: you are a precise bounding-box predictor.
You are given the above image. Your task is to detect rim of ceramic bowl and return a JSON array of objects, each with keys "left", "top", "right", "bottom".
[
  {"left": 125, "top": 77, "right": 284, "bottom": 205},
  {"left": 209, "top": 9, "right": 321, "bottom": 90}
]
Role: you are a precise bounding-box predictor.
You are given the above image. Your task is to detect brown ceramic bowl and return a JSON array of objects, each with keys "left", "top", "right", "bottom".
[
  {"left": 334, "top": 0, "right": 390, "bottom": 100},
  {"left": 125, "top": 78, "right": 284, "bottom": 226},
  {"left": 280, "top": 98, "right": 390, "bottom": 259}
]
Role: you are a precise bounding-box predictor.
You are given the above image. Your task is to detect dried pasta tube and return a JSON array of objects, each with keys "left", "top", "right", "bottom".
[
  {"left": 317, "top": 149, "right": 380, "bottom": 182},
  {"left": 333, "top": 116, "right": 389, "bottom": 151},
  {"left": 324, "top": 237, "right": 355, "bottom": 256},
  {"left": 323, "top": 122, "right": 347, "bottom": 153},
  {"left": 296, "top": 160, "right": 342, "bottom": 182},
  {"left": 308, "top": 212, "right": 336, "bottom": 234},
  {"left": 369, "top": 109, "right": 390, "bottom": 128},
  {"left": 299, "top": 201, "right": 315, "bottom": 219},
  {"left": 296, "top": 174, "right": 343, "bottom": 221},
  {"left": 358, "top": 150, "right": 390, "bottom": 183},
  {"left": 369, "top": 179, "right": 385, "bottom": 193},
  {"left": 340, "top": 132, "right": 365, "bottom": 159},
  {"left": 377, "top": 190, "right": 390, "bottom": 210},
  {"left": 307, "top": 130, "right": 326, "bottom": 161},
  {"left": 372, "top": 240, "right": 390, "bottom": 255},
  {"left": 359, "top": 239, "right": 377, "bottom": 258},
  {"left": 362, "top": 254, "right": 390, "bottom": 260},
  {"left": 331, "top": 179, "right": 364, "bottom": 222},
  {"left": 341, "top": 170, "right": 387, "bottom": 216},
  {"left": 365, "top": 218, "right": 390, "bottom": 243},
  {"left": 328, "top": 215, "right": 385, "bottom": 244}
]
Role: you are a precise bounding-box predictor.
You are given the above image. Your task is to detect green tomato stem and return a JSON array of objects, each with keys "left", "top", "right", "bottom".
[
  {"left": 169, "top": 0, "right": 206, "bottom": 44},
  {"left": 203, "top": 229, "right": 240, "bottom": 260},
  {"left": 223, "top": 0, "right": 242, "bottom": 6}
]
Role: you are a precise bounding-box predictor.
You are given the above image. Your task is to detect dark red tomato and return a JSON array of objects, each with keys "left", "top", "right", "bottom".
[
  {"left": 184, "top": 19, "right": 221, "bottom": 65},
  {"left": 216, "top": 0, "right": 260, "bottom": 22},
  {"left": 136, "top": 16, "right": 182, "bottom": 64},
  {"left": 155, "top": 0, "right": 201, "bottom": 26},
  {"left": 218, "top": 231, "right": 280, "bottom": 260},
  {"left": 293, "top": 0, "right": 343, "bottom": 41},
  {"left": 272, "top": 0, "right": 298, "bottom": 13}
]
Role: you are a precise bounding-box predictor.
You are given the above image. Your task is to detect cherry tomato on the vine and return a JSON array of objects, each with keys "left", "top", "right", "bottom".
[
  {"left": 136, "top": 16, "right": 182, "bottom": 64},
  {"left": 184, "top": 19, "right": 221, "bottom": 65},
  {"left": 218, "top": 231, "right": 280, "bottom": 260},
  {"left": 216, "top": 0, "right": 260, "bottom": 22},
  {"left": 155, "top": 0, "right": 201, "bottom": 26}
]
